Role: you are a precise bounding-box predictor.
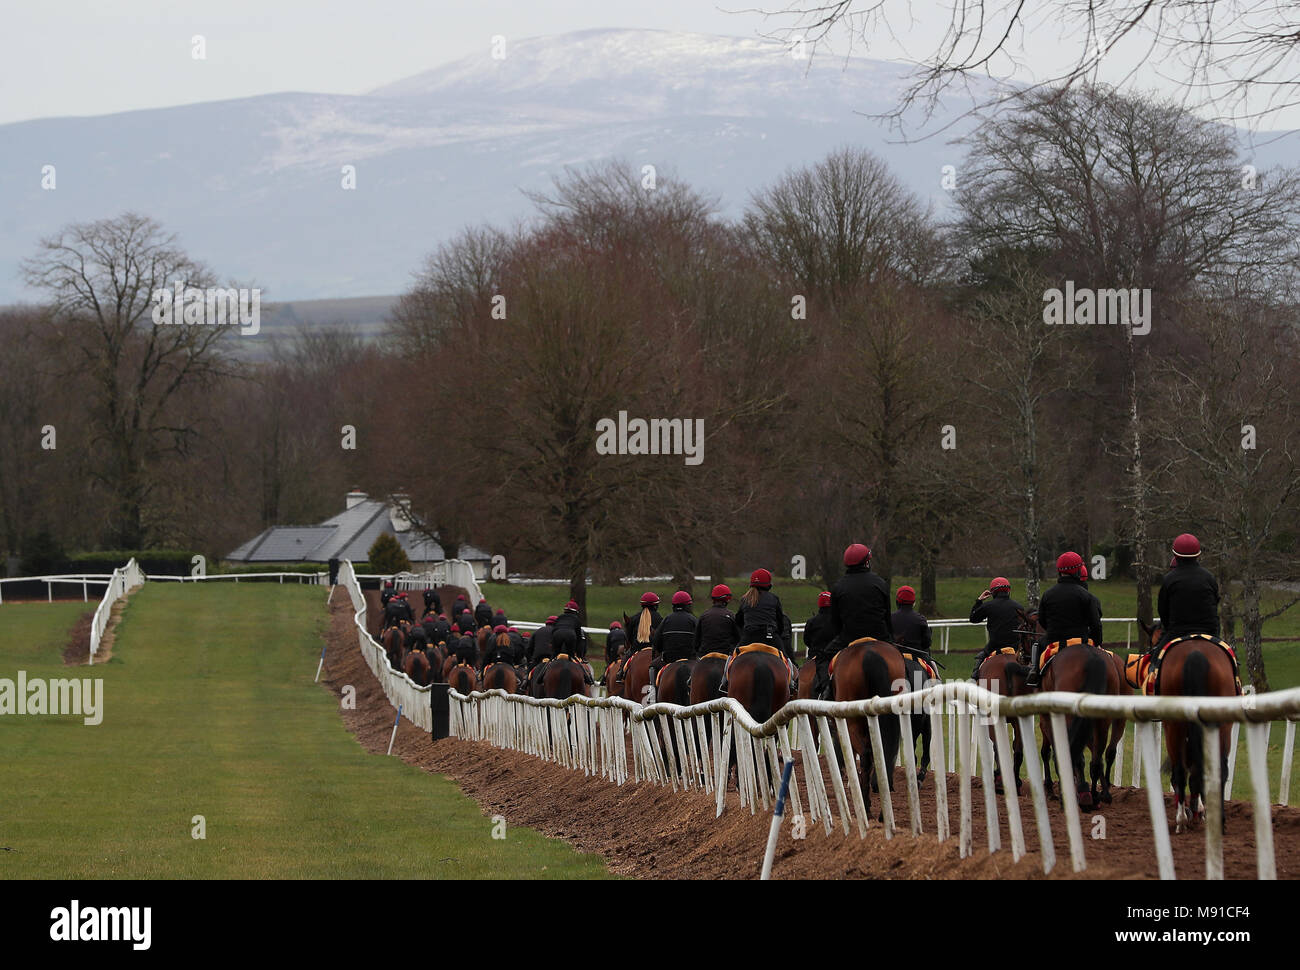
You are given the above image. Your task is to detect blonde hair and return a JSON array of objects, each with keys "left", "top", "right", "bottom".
[
  {"left": 637, "top": 606, "right": 653, "bottom": 643},
  {"left": 495, "top": 632, "right": 511, "bottom": 650},
  {"left": 741, "top": 586, "right": 761, "bottom": 609}
]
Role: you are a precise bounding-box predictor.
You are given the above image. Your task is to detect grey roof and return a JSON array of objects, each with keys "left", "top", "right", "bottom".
[{"left": 226, "top": 498, "right": 454, "bottom": 563}]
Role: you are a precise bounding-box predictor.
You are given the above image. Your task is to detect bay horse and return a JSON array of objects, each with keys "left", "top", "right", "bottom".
[
  {"left": 1039, "top": 639, "right": 1124, "bottom": 809},
  {"left": 620, "top": 647, "right": 655, "bottom": 706},
  {"left": 690, "top": 653, "right": 727, "bottom": 706},
  {"left": 604, "top": 655, "right": 625, "bottom": 698},
  {"left": 381, "top": 623, "right": 406, "bottom": 671},
  {"left": 447, "top": 663, "right": 478, "bottom": 696},
  {"left": 402, "top": 645, "right": 433, "bottom": 686},
  {"left": 1156, "top": 635, "right": 1239, "bottom": 833},
  {"left": 724, "top": 647, "right": 793, "bottom": 791},
  {"left": 973, "top": 609, "right": 1036, "bottom": 794},
  {"left": 831, "top": 637, "right": 907, "bottom": 816},
  {"left": 425, "top": 642, "right": 449, "bottom": 683},
  {"left": 542, "top": 656, "right": 589, "bottom": 700},
  {"left": 899, "top": 650, "right": 941, "bottom": 785},
  {"left": 655, "top": 658, "right": 697, "bottom": 772},
  {"left": 482, "top": 661, "right": 519, "bottom": 694}
]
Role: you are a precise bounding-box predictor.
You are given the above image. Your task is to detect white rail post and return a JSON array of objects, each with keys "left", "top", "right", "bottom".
[
  {"left": 817, "top": 715, "right": 852, "bottom": 835},
  {"left": 976, "top": 719, "right": 1001, "bottom": 854},
  {"left": 829, "top": 718, "right": 867, "bottom": 837},
  {"left": 1244, "top": 722, "right": 1276, "bottom": 880},
  {"left": 956, "top": 709, "right": 972, "bottom": 858},
  {"left": 1049, "top": 712, "right": 1087, "bottom": 872},
  {"left": 1225, "top": 722, "right": 1240, "bottom": 798},
  {"left": 1131, "top": 717, "right": 1144, "bottom": 788},
  {"left": 947, "top": 703, "right": 956, "bottom": 773},
  {"left": 896, "top": 706, "right": 923, "bottom": 837},
  {"left": 929, "top": 700, "right": 949, "bottom": 842},
  {"left": 798, "top": 714, "right": 833, "bottom": 834},
  {"left": 715, "top": 714, "right": 734, "bottom": 817},
  {"left": 1281, "top": 720, "right": 1296, "bottom": 807},
  {"left": 775, "top": 723, "right": 804, "bottom": 824},
  {"left": 866, "top": 715, "right": 896, "bottom": 839},
  {"left": 1138, "top": 720, "right": 1175, "bottom": 880},
  {"left": 1112, "top": 720, "right": 1126, "bottom": 785},
  {"left": 992, "top": 717, "right": 1025, "bottom": 861},
  {"left": 1013, "top": 712, "right": 1055, "bottom": 868},
  {"left": 1203, "top": 724, "right": 1224, "bottom": 880}
]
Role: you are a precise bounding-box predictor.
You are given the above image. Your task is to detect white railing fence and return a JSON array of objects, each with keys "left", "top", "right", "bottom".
[
  {"left": 88, "top": 559, "right": 146, "bottom": 663},
  {"left": 446, "top": 676, "right": 1300, "bottom": 880}
]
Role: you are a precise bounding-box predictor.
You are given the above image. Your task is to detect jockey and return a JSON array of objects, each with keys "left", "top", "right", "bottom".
[
  {"left": 551, "top": 625, "right": 595, "bottom": 685},
  {"left": 695, "top": 585, "right": 741, "bottom": 657},
  {"left": 551, "top": 600, "right": 589, "bottom": 659},
  {"left": 507, "top": 626, "right": 526, "bottom": 663},
  {"left": 424, "top": 612, "right": 452, "bottom": 647},
  {"left": 1026, "top": 552, "right": 1102, "bottom": 687},
  {"left": 383, "top": 591, "right": 414, "bottom": 628},
  {"left": 891, "top": 586, "right": 933, "bottom": 656},
  {"left": 605, "top": 621, "right": 627, "bottom": 666},
  {"left": 423, "top": 586, "right": 441, "bottom": 615},
  {"left": 405, "top": 620, "right": 429, "bottom": 653},
  {"left": 380, "top": 580, "right": 395, "bottom": 607},
  {"left": 452, "top": 633, "right": 478, "bottom": 668},
  {"left": 628, "top": 592, "right": 663, "bottom": 651},
  {"left": 474, "top": 598, "right": 493, "bottom": 630},
  {"left": 648, "top": 590, "right": 698, "bottom": 686},
  {"left": 1151, "top": 533, "right": 1221, "bottom": 675},
  {"left": 803, "top": 591, "right": 836, "bottom": 689},
  {"left": 492, "top": 607, "right": 509, "bottom": 629},
  {"left": 529, "top": 616, "right": 556, "bottom": 664},
  {"left": 969, "top": 577, "right": 1025, "bottom": 680},
  {"left": 815, "top": 544, "right": 893, "bottom": 700},
  {"left": 483, "top": 625, "right": 515, "bottom": 666},
  {"left": 734, "top": 569, "right": 789, "bottom": 653}
]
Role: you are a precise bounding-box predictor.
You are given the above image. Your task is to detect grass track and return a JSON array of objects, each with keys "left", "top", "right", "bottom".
[{"left": 0, "top": 584, "right": 612, "bottom": 879}]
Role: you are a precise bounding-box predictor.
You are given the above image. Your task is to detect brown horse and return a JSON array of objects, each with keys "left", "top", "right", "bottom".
[
  {"left": 425, "top": 642, "right": 449, "bottom": 683},
  {"left": 831, "top": 637, "right": 907, "bottom": 814},
  {"left": 447, "top": 663, "right": 478, "bottom": 695},
  {"left": 690, "top": 653, "right": 728, "bottom": 706},
  {"left": 1039, "top": 640, "right": 1124, "bottom": 809},
  {"left": 1156, "top": 636, "right": 1239, "bottom": 833},
  {"left": 973, "top": 609, "right": 1036, "bottom": 794},
  {"left": 541, "top": 656, "right": 589, "bottom": 700},
  {"left": 482, "top": 661, "right": 519, "bottom": 694},
  {"left": 381, "top": 623, "right": 406, "bottom": 671},
  {"left": 604, "top": 656, "right": 625, "bottom": 698},
  {"left": 620, "top": 647, "right": 655, "bottom": 706},
  {"left": 723, "top": 648, "right": 792, "bottom": 791},
  {"left": 402, "top": 645, "right": 433, "bottom": 686},
  {"left": 475, "top": 626, "right": 492, "bottom": 666}
]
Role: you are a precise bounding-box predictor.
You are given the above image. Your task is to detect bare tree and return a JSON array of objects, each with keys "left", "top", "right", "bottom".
[{"left": 22, "top": 213, "right": 231, "bottom": 548}]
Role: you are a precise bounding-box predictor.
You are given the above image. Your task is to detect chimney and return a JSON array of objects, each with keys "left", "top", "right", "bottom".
[
  {"left": 389, "top": 492, "right": 412, "bottom": 533},
  {"left": 346, "top": 488, "right": 368, "bottom": 510}
]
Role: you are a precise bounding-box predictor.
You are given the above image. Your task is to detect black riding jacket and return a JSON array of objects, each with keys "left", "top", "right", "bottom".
[
  {"left": 652, "top": 606, "right": 698, "bottom": 662},
  {"left": 736, "top": 590, "right": 786, "bottom": 643},
  {"left": 1038, "top": 576, "right": 1103, "bottom": 647},
  {"left": 605, "top": 627, "right": 628, "bottom": 663},
  {"left": 551, "top": 612, "right": 588, "bottom": 658},
  {"left": 529, "top": 625, "right": 555, "bottom": 662},
  {"left": 891, "top": 606, "right": 932, "bottom": 653},
  {"left": 405, "top": 624, "right": 429, "bottom": 651},
  {"left": 424, "top": 617, "right": 452, "bottom": 646},
  {"left": 384, "top": 599, "right": 414, "bottom": 626},
  {"left": 1158, "top": 561, "right": 1220, "bottom": 637},
  {"left": 508, "top": 628, "right": 525, "bottom": 662},
  {"left": 474, "top": 602, "right": 493, "bottom": 628},
  {"left": 803, "top": 607, "right": 836, "bottom": 658},
  {"left": 830, "top": 567, "right": 894, "bottom": 645},
  {"left": 423, "top": 589, "right": 441, "bottom": 614},
  {"left": 483, "top": 636, "right": 515, "bottom": 666},
  {"left": 695, "top": 605, "right": 740, "bottom": 656},
  {"left": 969, "top": 592, "right": 1025, "bottom": 650},
  {"left": 452, "top": 635, "right": 478, "bottom": 666}
]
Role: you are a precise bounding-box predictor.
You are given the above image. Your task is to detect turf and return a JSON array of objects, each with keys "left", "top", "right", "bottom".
[{"left": 0, "top": 585, "right": 612, "bottom": 879}]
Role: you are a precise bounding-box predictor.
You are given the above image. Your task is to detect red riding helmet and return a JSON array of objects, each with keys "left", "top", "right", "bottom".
[
  {"left": 749, "top": 568, "right": 772, "bottom": 588},
  {"left": 843, "top": 543, "right": 871, "bottom": 567},
  {"left": 711, "top": 584, "right": 732, "bottom": 601},
  {"left": 896, "top": 585, "right": 916, "bottom": 605},
  {"left": 493, "top": 624, "right": 508, "bottom": 634},
  {"left": 610, "top": 621, "right": 623, "bottom": 630},
  {"left": 817, "top": 591, "right": 831, "bottom": 608},
  {"left": 565, "top": 599, "right": 579, "bottom": 611},
  {"left": 1172, "top": 533, "right": 1201, "bottom": 558},
  {"left": 990, "top": 577, "right": 1010, "bottom": 592},
  {"left": 546, "top": 615, "right": 558, "bottom": 624},
  {"left": 1056, "top": 551, "right": 1084, "bottom": 575},
  {"left": 640, "top": 591, "right": 660, "bottom": 606},
  {"left": 672, "top": 590, "right": 692, "bottom": 606}
]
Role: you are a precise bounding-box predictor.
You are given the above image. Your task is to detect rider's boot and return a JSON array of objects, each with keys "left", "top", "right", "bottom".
[{"left": 1024, "top": 643, "right": 1042, "bottom": 688}]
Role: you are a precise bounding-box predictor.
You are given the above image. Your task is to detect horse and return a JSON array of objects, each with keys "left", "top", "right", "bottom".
[
  {"left": 655, "top": 658, "right": 697, "bottom": 771},
  {"left": 402, "top": 645, "right": 433, "bottom": 686},
  {"left": 620, "top": 647, "right": 656, "bottom": 706},
  {"left": 690, "top": 653, "right": 727, "bottom": 706},
  {"left": 475, "top": 626, "right": 492, "bottom": 667},
  {"left": 899, "top": 649, "right": 941, "bottom": 785},
  {"left": 542, "top": 656, "right": 589, "bottom": 700},
  {"left": 604, "top": 655, "right": 625, "bottom": 698},
  {"left": 381, "top": 623, "right": 406, "bottom": 671},
  {"left": 425, "top": 642, "right": 449, "bottom": 683},
  {"left": 482, "top": 661, "right": 519, "bottom": 694},
  {"left": 831, "top": 637, "right": 907, "bottom": 816},
  {"left": 1154, "top": 634, "right": 1239, "bottom": 833},
  {"left": 723, "top": 647, "right": 793, "bottom": 790},
  {"left": 447, "top": 663, "right": 478, "bottom": 696},
  {"left": 1038, "top": 638, "right": 1124, "bottom": 809},
  {"left": 971, "top": 609, "right": 1037, "bottom": 794}
]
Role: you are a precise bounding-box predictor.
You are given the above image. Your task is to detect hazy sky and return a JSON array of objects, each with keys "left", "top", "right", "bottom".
[{"left": 3, "top": 1, "right": 1295, "bottom": 129}]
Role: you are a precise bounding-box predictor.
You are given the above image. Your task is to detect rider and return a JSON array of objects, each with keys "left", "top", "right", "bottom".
[
  {"left": 695, "top": 584, "right": 741, "bottom": 657},
  {"left": 383, "top": 591, "right": 414, "bottom": 629},
  {"left": 424, "top": 612, "right": 452, "bottom": 648},
  {"left": 380, "top": 580, "right": 395, "bottom": 607},
  {"left": 648, "top": 590, "right": 698, "bottom": 686},
  {"left": 551, "top": 600, "right": 590, "bottom": 659},
  {"left": 1026, "top": 552, "right": 1103, "bottom": 687},
  {"left": 1150, "top": 533, "right": 1221, "bottom": 676},
  {"left": 814, "top": 543, "right": 893, "bottom": 700},
  {"left": 482, "top": 625, "right": 515, "bottom": 666},
  {"left": 803, "top": 591, "right": 836, "bottom": 689},
  {"left": 529, "top": 616, "right": 557, "bottom": 664},
  {"left": 423, "top": 586, "right": 441, "bottom": 616},
  {"left": 891, "top": 585, "right": 933, "bottom": 656},
  {"left": 474, "top": 597, "right": 493, "bottom": 630},
  {"left": 969, "top": 577, "right": 1025, "bottom": 680},
  {"left": 452, "top": 632, "right": 479, "bottom": 668},
  {"left": 734, "top": 569, "right": 788, "bottom": 652},
  {"left": 605, "top": 621, "right": 627, "bottom": 666},
  {"left": 405, "top": 619, "right": 429, "bottom": 654}
]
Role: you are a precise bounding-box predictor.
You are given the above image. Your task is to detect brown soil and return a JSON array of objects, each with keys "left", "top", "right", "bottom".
[
  {"left": 60, "top": 610, "right": 94, "bottom": 665},
  {"left": 321, "top": 588, "right": 1300, "bottom": 879}
]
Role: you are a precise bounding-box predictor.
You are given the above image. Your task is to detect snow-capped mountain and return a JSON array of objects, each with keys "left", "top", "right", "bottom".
[{"left": 0, "top": 29, "right": 1294, "bottom": 306}]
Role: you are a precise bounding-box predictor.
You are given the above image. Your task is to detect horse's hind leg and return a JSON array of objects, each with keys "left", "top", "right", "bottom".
[
  {"left": 1171, "top": 753, "right": 1188, "bottom": 834},
  {"left": 916, "top": 716, "right": 931, "bottom": 786}
]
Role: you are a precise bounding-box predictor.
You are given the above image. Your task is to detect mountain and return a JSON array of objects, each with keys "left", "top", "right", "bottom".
[{"left": 1, "top": 28, "right": 1296, "bottom": 308}]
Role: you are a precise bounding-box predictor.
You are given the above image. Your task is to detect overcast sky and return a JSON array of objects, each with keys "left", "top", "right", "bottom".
[{"left": 3, "top": 1, "right": 1296, "bottom": 129}]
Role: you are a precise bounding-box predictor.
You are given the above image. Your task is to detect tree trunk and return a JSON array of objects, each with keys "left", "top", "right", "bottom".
[
  {"left": 920, "top": 548, "right": 938, "bottom": 616},
  {"left": 1241, "top": 571, "right": 1270, "bottom": 692}
]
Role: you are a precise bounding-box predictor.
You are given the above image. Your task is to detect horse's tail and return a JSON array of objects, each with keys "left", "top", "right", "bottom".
[
  {"left": 670, "top": 664, "right": 691, "bottom": 707},
  {"left": 750, "top": 658, "right": 776, "bottom": 724},
  {"left": 1004, "top": 661, "right": 1029, "bottom": 695},
  {"left": 1183, "top": 649, "right": 1209, "bottom": 787},
  {"left": 1068, "top": 649, "right": 1108, "bottom": 753}
]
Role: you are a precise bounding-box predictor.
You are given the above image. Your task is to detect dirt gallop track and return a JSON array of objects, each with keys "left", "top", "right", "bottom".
[{"left": 323, "top": 590, "right": 1300, "bottom": 879}]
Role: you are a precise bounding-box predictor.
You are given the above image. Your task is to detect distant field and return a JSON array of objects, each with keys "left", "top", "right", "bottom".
[
  {"left": 0, "top": 585, "right": 611, "bottom": 879},
  {"left": 481, "top": 575, "right": 1300, "bottom": 690}
]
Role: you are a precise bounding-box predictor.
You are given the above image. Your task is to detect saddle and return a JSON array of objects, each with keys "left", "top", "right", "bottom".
[
  {"left": 613, "top": 647, "right": 651, "bottom": 684},
  {"left": 654, "top": 657, "right": 692, "bottom": 690},
  {"left": 737, "top": 642, "right": 782, "bottom": 657},
  {"left": 1037, "top": 637, "right": 1094, "bottom": 676},
  {"left": 700, "top": 652, "right": 729, "bottom": 661},
  {"left": 1149, "top": 634, "right": 1241, "bottom": 696},
  {"left": 900, "top": 651, "right": 936, "bottom": 680},
  {"left": 724, "top": 643, "right": 797, "bottom": 686}
]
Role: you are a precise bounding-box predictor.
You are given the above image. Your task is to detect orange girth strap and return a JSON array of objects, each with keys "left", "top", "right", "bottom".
[
  {"left": 700, "top": 652, "right": 729, "bottom": 661},
  {"left": 738, "top": 642, "right": 782, "bottom": 657}
]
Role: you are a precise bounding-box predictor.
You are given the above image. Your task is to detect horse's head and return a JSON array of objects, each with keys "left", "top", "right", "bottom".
[{"left": 1139, "top": 618, "right": 1162, "bottom": 648}]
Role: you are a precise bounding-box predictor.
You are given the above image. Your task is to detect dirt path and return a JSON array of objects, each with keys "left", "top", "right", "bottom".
[
  {"left": 320, "top": 588, "right": 1299, "bottom": 879},
  {"left": 62, "top": 587, "right": 139, "bottom": 665}
]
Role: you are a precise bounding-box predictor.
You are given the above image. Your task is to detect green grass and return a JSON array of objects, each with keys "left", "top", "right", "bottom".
[{"left": 0, "top": 585, "right": 613, "bottom": 879}]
